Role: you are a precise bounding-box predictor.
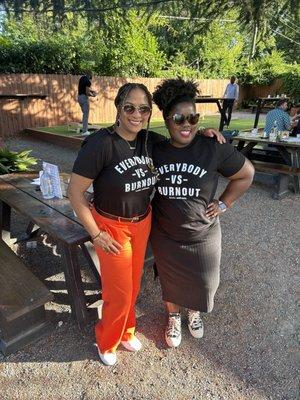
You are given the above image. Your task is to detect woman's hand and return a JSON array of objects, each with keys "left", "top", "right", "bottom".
[
  {"left": 201, "top": 128, "right": 226, "bottom": 144},
  {"left": 206, "top": 200, "right": 224, "bottom": 219},
  {"left": 93, "top": 231, "right": 123, "bottom": 255}
]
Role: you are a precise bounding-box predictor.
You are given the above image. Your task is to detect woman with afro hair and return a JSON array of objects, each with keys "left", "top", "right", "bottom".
[
  {"left": 151, "top": 78, "right": 254, "bottom": 348},
  {"left": 68, "top": 82, "right": 223, "bottom": 365}
]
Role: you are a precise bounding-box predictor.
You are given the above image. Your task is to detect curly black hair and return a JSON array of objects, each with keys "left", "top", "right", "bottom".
[{"left": 152, "top": 78, "right": 199, "bottom": 119}]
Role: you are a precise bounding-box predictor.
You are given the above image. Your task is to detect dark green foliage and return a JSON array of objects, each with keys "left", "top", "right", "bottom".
[
  {"left": 0, "top": 1, "right": 298, "bottom": 79},
  {"left": 0, "top": 148, "right": 38, "bottom": 175},
  {"left": 281, "top": 65, "right": 300, "bottom": 100}
]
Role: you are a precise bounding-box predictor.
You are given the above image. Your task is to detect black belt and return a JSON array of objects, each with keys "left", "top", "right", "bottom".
[{"left": 95, "top": 207, "right": 151, "bottom": 223}]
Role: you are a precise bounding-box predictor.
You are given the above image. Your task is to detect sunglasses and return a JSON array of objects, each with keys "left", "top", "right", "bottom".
[
  {"left": 167, "top": 113, "right": 200, "bottom": 125},
  {"left": 122, "top": 104, "right": 152, "bottom": 115}
]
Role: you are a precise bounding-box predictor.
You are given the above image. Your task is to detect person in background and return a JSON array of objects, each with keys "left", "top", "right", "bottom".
[
  {"left": 77, "top": 72, "right": 97, "bottom": 136},
  {"left": 291, "top": 118, "right": 300, "bottom": 136},
  {"left": 264, "top": 99, "right": 291, "bottom": 135},
  {"left": 68, "top": 82, "right": 224, "bottom": 366},
  {"left": 290, "top": 104, "right": 300, "bottom": 136},
  {"left": 223, "top": 76, "right": 239, "bottom": 127},
  {"left": 151, "top": 78, "right": 254, "bottom": 348}
]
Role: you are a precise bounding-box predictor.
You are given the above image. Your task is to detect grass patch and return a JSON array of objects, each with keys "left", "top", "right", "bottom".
[{"left": 33, "top": 115, "right": 264, "bottom": 137}]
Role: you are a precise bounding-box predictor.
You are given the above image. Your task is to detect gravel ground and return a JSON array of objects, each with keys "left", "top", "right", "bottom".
[{"left": 0, "top": 135, "right": 299, "bottom": 400}]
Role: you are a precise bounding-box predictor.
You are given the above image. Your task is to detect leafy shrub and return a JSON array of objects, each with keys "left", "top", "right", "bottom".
[
  {"left": 281, "top": 64, "right": 300, "bottom": 101},
  {"left": 0, "top": 148, "right": 38, "bottom": 175},
  {"left": 238, "top": 51, "right": 288, "bottom": 85}
]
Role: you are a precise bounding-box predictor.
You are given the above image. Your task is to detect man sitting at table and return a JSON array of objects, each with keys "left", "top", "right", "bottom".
[{"left": 264, "top": 99, "right": 291, "bottom": 134}]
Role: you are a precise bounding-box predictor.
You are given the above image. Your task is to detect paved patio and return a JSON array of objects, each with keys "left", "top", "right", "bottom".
[{"left": 0, "top": 135, "right": 298, "bottom": 400}]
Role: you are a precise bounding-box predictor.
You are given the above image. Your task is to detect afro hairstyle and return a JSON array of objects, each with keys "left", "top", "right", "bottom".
[{"left": 152, "top": 78, "right": 199, "bottom": 118}]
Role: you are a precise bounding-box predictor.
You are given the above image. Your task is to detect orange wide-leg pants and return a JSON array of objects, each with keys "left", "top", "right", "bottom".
[{"left": 92, "top": 208, "right": 151, "bottom": 353}]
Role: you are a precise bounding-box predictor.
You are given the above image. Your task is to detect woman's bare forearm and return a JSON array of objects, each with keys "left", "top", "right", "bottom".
[
  {"left": 219, "top": 176, "right": 253, "bottom": 207},
  {"left": 219, "top": 160, "right": 254, "bottom": 207},
  {"left": 68, "top": 190, "right": 100, "bottom": 239}
]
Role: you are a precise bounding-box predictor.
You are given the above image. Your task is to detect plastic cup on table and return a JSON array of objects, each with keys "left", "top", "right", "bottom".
[{"left": 251, "top": 128, "right": 258, "bottom": 137}]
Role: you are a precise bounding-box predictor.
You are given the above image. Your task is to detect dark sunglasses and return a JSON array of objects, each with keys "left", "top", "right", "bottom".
[
  {"left": 167, "top": 113, "right": 200, "bottom": 125},
  {"left": 122, "top": 104, "right": 152, "bottom": 115}
]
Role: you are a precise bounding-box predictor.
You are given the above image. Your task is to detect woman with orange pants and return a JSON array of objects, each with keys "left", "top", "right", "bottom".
[{"left": 68, "top": 82, "right": 222, "bottom": 366}]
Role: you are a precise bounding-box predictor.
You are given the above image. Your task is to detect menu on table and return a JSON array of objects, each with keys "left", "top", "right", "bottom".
[{"left": 42, "top": 161, "right": 63, "bottom": 199}]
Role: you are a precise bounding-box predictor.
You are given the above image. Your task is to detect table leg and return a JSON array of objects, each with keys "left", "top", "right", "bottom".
[
  {"left": 254, "top": 99, "right": 263, "bottom": 128},
  {"left": 276, "top": 147, "right": 300, "bottom": 193},
  {"left": 80, "top": 242, "right": 101, "bottom": 285},
  {"left": 275, "top": 146, "right": 291, "bottom": 165},
  {"left": 239, "top": 142, "right": 256, "bottom": 156},
  {"left": 216, "top": 100, "right": 226, "bottom": 131},
  {"left": 59, "top": 243, "right": 91, "bottom": 329},
  {"left": 0, "top": 201, "right": 12, "bottom": 244},
  {"left": 290, "top": 150, "right": 300, "bottom": 194}
]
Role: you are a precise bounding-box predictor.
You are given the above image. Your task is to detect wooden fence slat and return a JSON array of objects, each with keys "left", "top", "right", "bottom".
[{"left": 0, "top": 74, "right": 283, "bottom": 136}]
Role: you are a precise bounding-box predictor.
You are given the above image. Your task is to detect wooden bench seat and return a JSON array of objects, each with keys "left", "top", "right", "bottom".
[
  {"left": 0, "top": 240, "right": 53, "bottom": 355},
  {"left": 252, "top": 161, "right": 300, "bottom": 199}
]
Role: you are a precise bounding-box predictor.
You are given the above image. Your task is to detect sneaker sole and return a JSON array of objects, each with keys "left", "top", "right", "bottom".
[
  {"left": 121, "top": 341, "right": 142, "bottom": 352},
  {"left": 165, "top": 335, "right": 182, "bottom": 348},
  {"left": 188, "top": 325, "right": 204, "bottom": 339},
  {"left": 97, "top": 349, "right": 117, "bottom": 366}
]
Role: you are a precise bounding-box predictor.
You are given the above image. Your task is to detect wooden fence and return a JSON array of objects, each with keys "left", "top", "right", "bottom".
[{"left": 0, "top": 74, "right": 282, "bottom": 136}]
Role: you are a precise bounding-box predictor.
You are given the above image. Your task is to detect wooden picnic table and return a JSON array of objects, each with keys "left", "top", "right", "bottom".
[
  {"left": 0, "top": 94, "right": 47, "bottom": 100},
  {"left": 195, "top": 96, "right": 227, "bottom": 131},
  {"left": 253, "top": 97, "right": 289, "bottom": 129},
  {"left": 231, "top": 133, "right": 300, "bottom": 195},
  {"left": 0, "top": 172, "right": 99, "bottom": 329},
  {"left": 0, "top": 172, "right": 154, "bottom": 329}
]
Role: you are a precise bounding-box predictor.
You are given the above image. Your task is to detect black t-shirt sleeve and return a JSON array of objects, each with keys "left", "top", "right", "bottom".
[
  {"left": 148, "top": 130, "right": 166, "bottom": 144},
  {"left": 83, "top": 76, "right": 91, "bottom": 87},
  {"left": 72, "top": 131, "right": 112, "bottom": 179},
  {"left": 216, "top": 142, "right": 245, "bottom": 177}
]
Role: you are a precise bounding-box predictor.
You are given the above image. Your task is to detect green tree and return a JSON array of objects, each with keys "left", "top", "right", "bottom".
[{"left": 99, "top": 10, "right": 166, "bottom": 77}]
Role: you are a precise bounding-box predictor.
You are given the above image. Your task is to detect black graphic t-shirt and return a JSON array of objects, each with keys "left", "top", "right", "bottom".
[
  {"left": 72, "top": 128, "right": 164, "bottom": 217},
  {"left": 152, "top": 135, "right": 245, "bottom": 241}
]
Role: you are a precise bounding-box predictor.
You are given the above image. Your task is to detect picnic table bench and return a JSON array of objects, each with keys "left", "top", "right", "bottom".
[
  {"left": 251, "top": 161, "right": 300, "bottom": 199},
  {"left": 0, "top": 240, "right": 53, "bottom": 355}
]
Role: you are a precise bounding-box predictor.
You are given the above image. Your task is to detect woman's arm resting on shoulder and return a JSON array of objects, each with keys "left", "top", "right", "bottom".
[
  {"left": 68, "top": 173, "right": 122, "bottom": 255},
  {"left": 206, "top": 159, "right": 254, "bottom": 218},
  {"left": 200, "top": 128, "right": 226, "bottom": 144}
]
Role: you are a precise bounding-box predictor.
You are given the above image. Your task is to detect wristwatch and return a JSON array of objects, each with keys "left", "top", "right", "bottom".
[{"left": 218, "top": 201, "right": 227, "bottom": 213}]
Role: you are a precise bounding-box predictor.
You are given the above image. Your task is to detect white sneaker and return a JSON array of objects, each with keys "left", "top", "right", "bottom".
[
  {"left": 81, "top": 131, "right": 91, "bottom": 136},
  {"left": 165, "top": 313, "right": 181, "bottom": 348},
  {"left": 97, "top": 348, "right": 117, "bottom": 366},
  {"left": 121, "top": 336, "right": 142, "bottom": 352},
  {"left": 187, "top": 310, "right": 204, "bottom": 338}
]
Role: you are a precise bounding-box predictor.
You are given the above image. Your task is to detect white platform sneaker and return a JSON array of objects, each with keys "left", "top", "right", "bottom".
[
  {"left": 187, "top": 310, "right": 204, "bottom": 338},
  {"left": 97, "top": 348, "right": 117, "bottom": 366},
  {"left": 121, "top": 336, "right": 142, "bottom": 352},
  {"left": 165, "top": 313, "right": 182, "bottom": 348}
]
